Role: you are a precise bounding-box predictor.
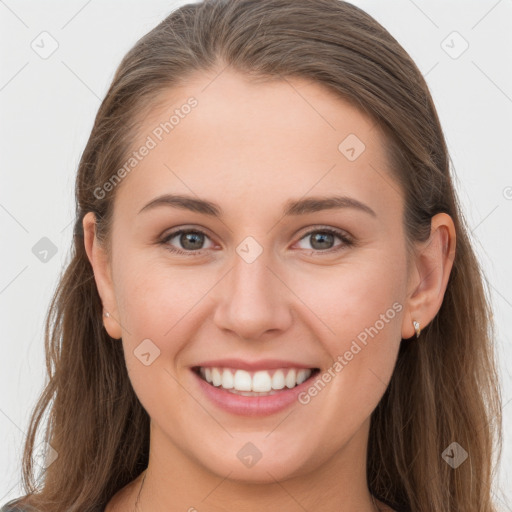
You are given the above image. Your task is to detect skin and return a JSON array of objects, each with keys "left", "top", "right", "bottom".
[{"left": 84, "top": 68, "right": 456, "bottom": 512}]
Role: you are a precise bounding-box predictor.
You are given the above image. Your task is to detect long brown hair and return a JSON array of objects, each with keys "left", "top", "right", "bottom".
[{"left": 6, "top": 1, "right": 502, "bottom": 510}]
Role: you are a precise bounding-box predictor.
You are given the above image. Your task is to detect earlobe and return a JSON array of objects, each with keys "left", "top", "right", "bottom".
[
  {"left": 401, "top": 213, "right": 456, "bottom": 339},
  {"left": 102, "top": 310, "right": 122, "bottom": 340},
  {"left": 82, "top": 212, "right": 123, "bottom": 340}
]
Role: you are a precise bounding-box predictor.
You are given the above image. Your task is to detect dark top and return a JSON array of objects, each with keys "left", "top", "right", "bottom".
[
  {"left": 1, "top": 494, "right": 407, "bottom": 512},
  {"left": 377, "top": 495, "right": 409, "bottom": 511},
  {"left": 0, "top": 503, "right": 107, "bottom": 512},
  {"left": 0, "top": 507, "right": 34, "bottom": 512}
]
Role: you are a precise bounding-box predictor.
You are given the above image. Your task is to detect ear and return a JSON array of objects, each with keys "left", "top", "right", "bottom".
[
  {"left": 401, "top": 212, "right": 456, "bottom": 339},
  {"left": 83, "top": 212, "right": 122, "bottom": 340}
]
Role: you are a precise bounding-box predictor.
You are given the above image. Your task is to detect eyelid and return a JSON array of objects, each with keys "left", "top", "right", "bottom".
[
  {"left": 159, "top": 226, "right": 216, "bottom": 256},
  {"left": 295, "top": 224, "right": 353, "bottom": 241},
  {"left": 294, "top": 225, "right": 354, "bottom": 252},
  {"left": 159, "top": 224, "right": 354, "bottom": 256}
]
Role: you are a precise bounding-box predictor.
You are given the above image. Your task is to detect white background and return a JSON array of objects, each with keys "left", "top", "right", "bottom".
[{"left": 1, "top": 0, "right": 511, "bottom": 508}]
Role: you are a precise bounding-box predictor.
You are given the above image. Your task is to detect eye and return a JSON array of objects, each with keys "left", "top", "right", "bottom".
[
  {"left": 160, "top": 228, "right": 215, "bottom": 256},
  {"left": 159, "top": 226, "right": 354, "bottom": 257},
  {"left": 295, "top": 227, "right": 354, "bottom": 254}
]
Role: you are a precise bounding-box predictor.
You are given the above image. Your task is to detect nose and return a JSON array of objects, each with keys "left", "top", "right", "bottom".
[{"left": 212, "top": 249, "right": 293, "bottom": 341}]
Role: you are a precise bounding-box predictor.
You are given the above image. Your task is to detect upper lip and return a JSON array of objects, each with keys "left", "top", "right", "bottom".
[{"left": 193, "top": 358, "right": 319, "bottom": 372}]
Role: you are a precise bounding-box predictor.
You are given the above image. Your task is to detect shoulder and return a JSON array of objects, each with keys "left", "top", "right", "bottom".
[
  {"left": 374, "top": 496, "right": 407, "bottom": 512},
  {"left": 376, "top": 502, "right": 396, "bottom": 512}
]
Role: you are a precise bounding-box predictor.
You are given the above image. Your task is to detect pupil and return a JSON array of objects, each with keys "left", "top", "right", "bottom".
[
  {"left": 181, "top": 232, "right": 203, "bottom": 250},
  {"left": 311, "top": 232, "right": 333, "bottom": 250},
  {"left": 177, "top": 232, "right": 334, "bottom": 251}
]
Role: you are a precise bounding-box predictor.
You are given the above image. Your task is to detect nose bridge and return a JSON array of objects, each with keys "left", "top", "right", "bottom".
[
  {"left": 212, "top": 242, "right": 291, "bottom": 339},
  {"left": 232, "top": 246, "right": 273, "bottom": 300}
]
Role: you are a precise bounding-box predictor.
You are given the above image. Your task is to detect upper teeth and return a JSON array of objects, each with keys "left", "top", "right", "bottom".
[{"left": 199, "top": 367, "right": 313, "bottom": 392}]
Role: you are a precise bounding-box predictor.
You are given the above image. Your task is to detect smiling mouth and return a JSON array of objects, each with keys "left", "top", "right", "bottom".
[{"left": 192, "top": 366, "right": 321, "bottom": 396}]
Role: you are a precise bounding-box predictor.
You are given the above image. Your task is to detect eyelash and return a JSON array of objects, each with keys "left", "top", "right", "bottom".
[{"left": 159, "top": 226, "right": 354, "bottom": 257}]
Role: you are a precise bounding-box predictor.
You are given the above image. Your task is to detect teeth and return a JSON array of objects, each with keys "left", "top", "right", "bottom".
[
  {"left": 296, "top": 369, "right": 310, "bottom": 385},
  {"left": 199, "top": 367, "right": 314, "bottom": 392},
  {"left": 285, "top": 369, "right": 296, "bottom": 388},
  {"left": 211, "top": 368, "right": 222, "bottom": 387},
  {"left": 221, "top": 368, "right": 234, "bottom": 389},
  {"left": 252, "top": 371, "right": 272, "bottom": 392},
  {"left": 234, "top": 370, "right": 252, "bottom": 391},
  {"left": 271, "top": 370, "right": 286, "bottom": 390}
]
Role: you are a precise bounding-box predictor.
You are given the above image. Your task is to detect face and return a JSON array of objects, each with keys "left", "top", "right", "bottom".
[{"left": 89, "top": 69, "right": 415, "bottom": 484}]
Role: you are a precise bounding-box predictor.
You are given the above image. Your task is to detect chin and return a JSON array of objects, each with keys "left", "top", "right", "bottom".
[{"left": 194, "top": 441, "right": 315, "bottom": 484}]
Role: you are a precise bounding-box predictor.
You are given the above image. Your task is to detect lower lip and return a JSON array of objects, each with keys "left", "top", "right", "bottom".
[{"left": 191, "top": 369, "right": 318, "bottom": 417}]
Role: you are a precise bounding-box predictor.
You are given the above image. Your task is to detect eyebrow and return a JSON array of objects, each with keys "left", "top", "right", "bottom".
[{"left": 138, "top": 193, "right": 377, "bottom": 218}]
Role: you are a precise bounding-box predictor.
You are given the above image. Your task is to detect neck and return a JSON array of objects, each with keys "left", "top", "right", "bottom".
[{"left": 124, "top": 418, "right": 379, "bottom": 512}]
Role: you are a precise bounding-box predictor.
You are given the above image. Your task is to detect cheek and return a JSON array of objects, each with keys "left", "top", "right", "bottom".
[
  {"left": 287, "top": 254, "right": 405, "bottom": 402},
  {"left": 112, "top": 256, "right": 203, "bottom": 415},
  {"left": 290, "top": 251, "right": 405, "bottom": 341},
  {"left": 114, "top": 252, "right": 210, "bottom": 338}
]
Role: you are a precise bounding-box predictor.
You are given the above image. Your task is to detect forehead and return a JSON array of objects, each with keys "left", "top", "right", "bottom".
[{"left": 113, "top": 69, "right": 400, "bottom": 223}]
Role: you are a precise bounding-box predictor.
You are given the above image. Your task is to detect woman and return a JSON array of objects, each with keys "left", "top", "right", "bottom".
[{"left": 1, "top": 0, "right": 502, "bottom": 511}]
